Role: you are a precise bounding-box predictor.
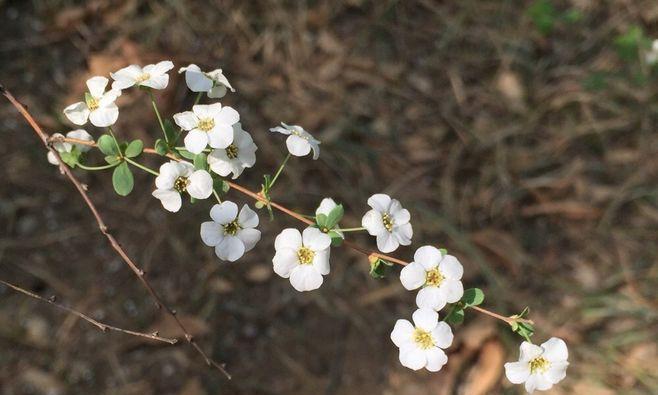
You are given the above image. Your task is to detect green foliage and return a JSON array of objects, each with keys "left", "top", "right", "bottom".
[
  {"left": 154, "top": 139, "right": 169, "bottom": 155},
  {"left": 213, "top": 178, "right": 230, "bottom": 195},
  {"left": 163, "top": 119, "right": 178, "bottom": 143},
  {"left": 112, "top": 162, "right": 134, "bottom": 196},
  {"left": 178, "top": 149, "right": 196, "bottom": 160},
  {"left": 124, "top": 139, "right": 143, "bottom": 158},
  {"left": 369, "top": 257, "right": 393, "bottom": 279},
  {"left": 528, "top": 0, "right": 557, "bottom": 35},
  {"left": 328, "top": 230, "right": 343, "bottom": 246},
  {"left": 444, "top": 306, "right": 465, "bottom": 325},
  {"left": 462, "top": 288, "right": 485, "bottom": 307},
  {"left": 509, "top": 307, "right": 535, "bottom": 341},
  {"left": 97, "top": 134, "right": 118, "bottom": 156},
  {"left": 614, "top": 25, "right": 648, "bottom": 62},
  {"left": 194, "top": 153, "right": 208, "bottom": 171}
]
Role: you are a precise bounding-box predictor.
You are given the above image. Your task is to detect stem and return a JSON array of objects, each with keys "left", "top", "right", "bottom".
[
  {"left": 148, "top": 90, "right": 168, "bottom": 143},
  {"left": 193, "top": 92, "right": 203, "bottom": 105},
  {"left": 76, "top": 162, "right": 118, "bottom": 171},
  {"left": 269, "top": 153, "right": 291, "bottom": 189},
  {"left": 125, "top": 158, "right": 159, "bottom": 176},
  {"left": 335, "top": 227, "right": 366, "bottom": 232},
  {"left": 213, "top": 189, "right": 222, "bottom": 203},
  {"left": 107, "top": 127, "right": 123, "bottom": 156}
]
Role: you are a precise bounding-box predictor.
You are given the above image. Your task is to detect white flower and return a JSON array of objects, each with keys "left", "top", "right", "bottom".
[
  {"left": 179, "top": 64, "right": 235, "bottom": 98},
  {"left": 272, "top": 227, "right": 331, "bottom": 292},
  {"left": 63, "top": 76, "right": 121, "bottom": 127},
  {"left": 504, "top": 338, "right": 569, "bottom": 393},
  {"left": 47, "top": 129, "right": 93, "bottom": 165},
  {"left": 400, "top": 246, "right": 464, "bottom": 311},
  {"left": 207, "top": 123, "right": 257, "bottom": 179},
  {"left": 646, "top": 40, "right": 658, "bottom": 65},
  {"left": 390, "top": 308, "right": 453, "bottom": 372},
  {"left": 200, "top": 201, "right": 261, "bottom": 262},
  {"left": 110, "top": 60, "right": 174, "bottom": 90},
  {"left": 269, "top": 122, "right": 320, "bottom": 159},
  {"left": 315, "top": 198, "right": 344, "bottom": 238},
  {"left": 152, "top": 161, "right": 213, "bottom": 212},
  {"left": 173, "top": 103, "right": 239, "bottom": 155},
  {"left": 361, "top": 193, "right": 412, "bottom": 253}
]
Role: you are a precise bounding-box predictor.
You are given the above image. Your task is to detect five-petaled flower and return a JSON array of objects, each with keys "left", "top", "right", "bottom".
[
  {"left": 174, "top": 103, "right": 240, "bottom": 155},
  {"left": 504, "top": 338, "right": 569, "bottom": 393},
  {"left": 47, "top": 129, "right": 93, "bottom": 165},
  {"left": 361, "top": 193, "right": 412, "bottom": 253},
  {"left": 400, "top": 246, "right": 464, "bottom": 311},
  {"left": 391, "top": 308, "right": 453, "bottom": 372},
  {"left": 63, "top": 76, "right": 121, "bottom": 127},
  {"left": 200, "top": 201, "right": 261, "bottom": 262},
  {"left": 179, "top": 64, "right": 235, "bottom": 98},
  {"left": 207, "top": 123, "right": 257, "bottom": 179},
  {"left": 272, "top": 227, "right": 331, "bottom": 292},
  {"left": 110, "top": 60, "right": 174, "bottom": 90},
  {"left": 152, "top": 161, "right": 213, "bottom": 212},
  {"left": 269, "top": 122, "right": 320, "bottom": 159}
]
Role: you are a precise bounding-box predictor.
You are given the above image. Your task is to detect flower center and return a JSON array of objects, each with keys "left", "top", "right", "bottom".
[
  {"left": 291, "top": 129, "right": 309, "bottom": 140},
  {"left": 87, "top": 96, "right": 99, "bottom": 111},
  {"left": 225, "top": 144, "right": 239, "bottom": 159},
  {"left": 425, "top": 268, "right": 445, "bottom": 287},
  {"left": 381, "top": 212, "right": 394, "bottom": 232},
  {"left": 413, "top": 328, "right": 434, "bottom": 350},
  {"left": 297, "top": 247, "right": 315, "bottom": 265},
  {"left": 223, "top": 220, "right": 240, "bottom": 236},
  {"left": 198, "top": 118, "right": 215, "bottom": 132},
  {"left": 173, "top": 176, "right": 189, "bottom": 193},
  {"left": 136, "top": 72, "right": 151, "bottom": 83},
  {"left": 529, "top": 357, "right": 550, "bottom": 374}
]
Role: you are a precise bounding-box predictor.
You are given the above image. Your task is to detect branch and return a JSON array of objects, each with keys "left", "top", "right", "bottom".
[
  {"left": 1, "top": 84, "right": 231, "bottom": 379},
  {"left": 0, "top": 278, "right": 178, "bottom": 344}
]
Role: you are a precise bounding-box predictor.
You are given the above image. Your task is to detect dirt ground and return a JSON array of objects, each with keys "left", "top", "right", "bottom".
[{"left": 1, "top": 0, "right": 657, "bottom": 394}]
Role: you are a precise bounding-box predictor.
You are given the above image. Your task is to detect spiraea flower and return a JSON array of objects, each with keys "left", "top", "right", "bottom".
[
  {"left": 361, "top": 193, "right": 412, "bottom": 253},
  {"left": 110, "top": 60, "right": 174, "bottom": 90},
  {"left": 272, "top": 227, "right": 331, "bottom": 292},
  {"left": 269, "top": 122, "right": 320, "bottom": 160},
  {"left": 207, "top": 123, "right": 257, "bottom": 179},
  {"left": 174, "top": 103, "right": 239, "bottom": 155},
  {"left": 400, "top": 246, "right": 464, "bottom": 311},
  {"left": 63, "top": 76, "right": 121, "bottom": 127},
  {"left": 152, "top": 161, "right": 213, "bottom": 212},
  {"left": 47, "top": 129, "right": 93, "bottom": 165},
  {"left": 179, "top": 64, "right": 235, "bottom": 98},
  {"left": 200, "top": 201, "right": 261, "bottom": 262},
  {"left": 505, "top": 338, "right": 569, "bottom": 393},
  {"left": 391, "top": 308, "right": 453, "bottom": 372}
]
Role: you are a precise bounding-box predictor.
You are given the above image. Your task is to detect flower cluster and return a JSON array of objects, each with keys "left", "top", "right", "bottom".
[{"left": 56, "top": 59, "right": 568, "bottom": 392}]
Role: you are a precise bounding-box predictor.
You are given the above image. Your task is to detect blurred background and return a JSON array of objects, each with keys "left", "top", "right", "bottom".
[{"left": 1, "top": 0, "right": 657, "bottom": 394}]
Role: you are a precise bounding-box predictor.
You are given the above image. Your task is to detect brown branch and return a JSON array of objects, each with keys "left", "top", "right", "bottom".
[
  {"left": 2, "top": 84, "right": 231, "bottom": 379},
  {"left": 0, "top": 278, "right": 178, "bottom": 344}
]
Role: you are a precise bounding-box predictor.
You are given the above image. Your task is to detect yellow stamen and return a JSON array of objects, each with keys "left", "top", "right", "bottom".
[
  {"left": 225, "top": 144, "right": 239, "bottom": 159},
  {"left": 425, "top": 268, "right": 445, "bottom": 287},
  {"left": 381, "top": 212, "right": 394, "bottom": 232},
  {"left": 136, "top": 73, "right": 151, "bottom": 83},
  {"left": 413, "top": 328, "right": 434, "bottom": 350},
  {"left": 173, "top": 176, "right": 189, "bottom": 193},
  {"left": 529, "top": 357, "right": 550, "bottom": 373},
  {"left": 198, "top": 118, "right": 215, "bottom": 132},
  {"left": 223, "top": 220, "right": 240, "bottom": 236},
  {"left": 297, "top": 247, "right": 315, "bottom": 265}
]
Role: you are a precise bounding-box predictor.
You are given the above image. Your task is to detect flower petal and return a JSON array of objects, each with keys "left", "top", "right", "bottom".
[
  {"left": 519, "top": 342, "right": 544, "bottom": 362},
  {"left": 545, "top": 361, "right": 569, "bottom": 383},
  {"left": 413, "top": 245, "right": 442, "bottom": 271},
  {"left": 376, "top": 231, "right": 399, "bottom": 253},
  {"left": 285, "top": 134, "right": 311, "bottom": 157},
  {"left": 184, "top": 130, "right": 209, "bottom": 154},
  {"left": 412, "top": 308, "right": 438, "bottom": 331},
  {"left": 67, "top": 129, "right": 93, "bottom": 152},
  {"left": 141, "top": 74, "right": 169, "bottom": 90},
  {"left": 187, "top": 170, "right": 213, "bottom": 199},
  {"left": 275, "top": 228, "right": 302, "bottom": 250},
  {"left": 86, "top": 76, "right": 108, "bottom": 98},
  {"left": 393, "top": 222, "right": 413, "bottom": 246},
  {"left": 315, "top": 198, "right": 337, "bottom": 216},
  {"left": 289, "top": 265, "right": 323, "bottom": 292},
  {"left": 207, "top": 124, "right": 233, "bottom": 149},
  {"left": 425, "top": 347, "right": 448, "bottom": 372},
  {"left": 389, "top": 200, "right": 410, "bottom": 224},
  {"left": 173, "top": 111, "right": 199, "bottom": 131},
  {"left": 269, "top": 125, "right": 291, "bottom": 135},
  {"left": 89, "top": 105, "right": 118, "bottom": 127},
  {"left": 237, "top": 228, "right": 261, "bottom": 252},
  {"left": 439, "top": 255, "right": 463, "bottom": 280},
  {"left": 367, "top": 194, "right": 391, "bottom": 212},
  {"left": 399, "top": 345, "right": 426, "bottom": 370},
  {"left": 144, "top": 60, "right": 174, "bottom": 76},
  {"left": 216, "top": 106, "right": 239, "bottom": 125},
  {"left": 390, "top": 319, "right": 414, "bottom": 348},
  {"left": 310, "top": 141, "right": 320, "bottom": 160},
  {"left": 431, "top": 321, "right": 453, "bottom": 349},
  {"left": 361, "top": 209, "right": 385, "bottom": 235},
  {"left": 182, "top": 64, "right": 214, "bottom": 92},
  {"left": 63, "top": 102, "right": 90, "bottom": 125},
  {"left": 208, "top": 85, "right": 227, "bottom": 98},
  {"left": 311, "top": 248, "right": 330, "bottom": 275},
  {"left": 210, "top": 201, "right": 238, "bottom": 224},
  {"left": 152, "top": 189, "right": 182, "bottom": 212},
  {"left": 215, "top": 235, "right": 245, "bottom": 262},
  {"left": 273, "top": 249, "right": 298, "bottom": 278},
  {"left": 193, "top": 103, "right": 221, "bottom": 119},
  {"left": 238, "top": 204, "right": 259, "bottom": 228},
  {"left": 416, "top": 286, "right": 447, "bottom": 311},
  {"left": 541, "top": 337, "right": 568, "bottom": 362},
  {"left": 525, "top": 373, "right": 553, "bottom": 393},
  {"left": 200, "top": 221, "right": 223, "bottom": 247},
  {"left": 302, "top": 227, "right": 331, "bottom": 251},
  {"left": 504, "top": 361, "right": 531, "bottom": 384},
  {"left": 441, "top": 279, "right": 464, "bottom": 304},
  {"left": 399, "top": 262, "right": 426, "bottom": 290}
]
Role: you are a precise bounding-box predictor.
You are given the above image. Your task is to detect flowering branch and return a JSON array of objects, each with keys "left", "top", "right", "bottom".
[
  {"left": 0, "top": 278, "right": 178, "bottom": 344},
  {"left": 1, "top": 83, "right": 231, "bottom": 379}
]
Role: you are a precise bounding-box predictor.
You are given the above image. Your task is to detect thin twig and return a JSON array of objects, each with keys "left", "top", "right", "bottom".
[
  {"left": 2, "top": 84, "right": 231, "bottom": 379},
  {"left": 0, "top": 278, "right": 178, "bottom": 344}
]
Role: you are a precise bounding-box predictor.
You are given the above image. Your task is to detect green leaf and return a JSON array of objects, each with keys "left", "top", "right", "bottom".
[
  {"left": 194, "top": 153, "right": 207, "bottom": 170},
  {"left": 509, "top": 307, "right": 535, "bottom": 341},
  {"left": 255, "top": 201, "right": 265, "bottom": 209},
  {"left": 528, "top": 0, "right": 556, "bottom": 35},
  {"left": 97, "top": 134, "right": 118, "bottom": 156},
  {"left": 112, "top": 162, "right": 134, "bottom": 196},
  {"left": 328, "top": 230, "right": 344, "bottom": 246},
  {"left": 369, "top": 257, "right": 393, "bottom": 279},
  {"left": 163, "top": 119, "right": 178, "bottom": 143},
  {"left": 58, "top": 151, "right": 78, "bottom": 168},
  {"left": 315, "top": 213, "right": 328, "bottom": 228},
  {"left": 462, "top": 288, "right": 485, "bottom": 307},
  {"left": 104, "top": 155, "right": 120, "bottom": 164},
  {"left": 445, "top": 306, "right": 465, "bottom": 325},
  {"left": 124, "top": 139, "right": 143, "bottom": 158},
  {"left": 178, "top": 148, "right": 196, "bottom": 160},
  {"left": 438, "top": 248, "right": 448, "bottom": 256},
  {"left": 154, "top": 139, "right": 169, "bottom": 155},
  {"left": 614, "top": 25, "right": 647, "bottom": 61},
  {"left": 325, "top": 204, "right": 344, "bottom": 228}
]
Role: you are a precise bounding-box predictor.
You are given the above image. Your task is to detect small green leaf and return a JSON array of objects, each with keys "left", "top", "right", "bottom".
[
  {"left": 369, "top": 257, "right": 393, "bottom": 279},
  {"left": 438, "top": 248, "right": 448, "bottom": 256},
  {"left": 316, "top": 213, "right": 328, "bottom": 228},
  {"left": 178, "top": 149, "right": 196, "bottom": 160},
  {"left": 528, "top": 0, "right": 556, "bottom": 35},
  {"left": 614, "top": 25, "right": 647, "bottom": 61},
  {"left": 194, "top": 153, "right": 207, "bottom": 170},
  {"left": 163, "top": 119, "right": 178, "bottom": 143},
  {"left": 445, "top": 306, "right": 465, "bottom": 325},
  {"left": 154, "top": 139, "right": 169, "bottom": 155},
  {"left": 97, "top": 134, "right": 118, "bottom": 156},
  {"left": 58, "top": 151, "right": 78, "bottom": 168},
  {"left": 325, "top": 204, "right": 344, "bottom": 228},
  {"left": 112, "top": 162, "right": 134, "bottom": 196},
  {"left": 328, "top": 230, "right": 344, "bottom": 246},
  {"left": 104, "top": 155, "right": 120, "bottom": 164},
  {"left": 124, "top": 139, "right": 143, "bottom": 158},
  {"left": 462, "top": 288, "right": 485, "bottom": 307},
  {"left": 255, "top": 201, "right": 265, "bottom": 209}
]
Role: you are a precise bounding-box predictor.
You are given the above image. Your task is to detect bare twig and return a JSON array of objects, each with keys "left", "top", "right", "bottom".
[
  {"left": 1, "top": 84, "right": 231, "bottom": 379},
  {"left": 0, "top": 278, "right": 178, "bottom": 344}
]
